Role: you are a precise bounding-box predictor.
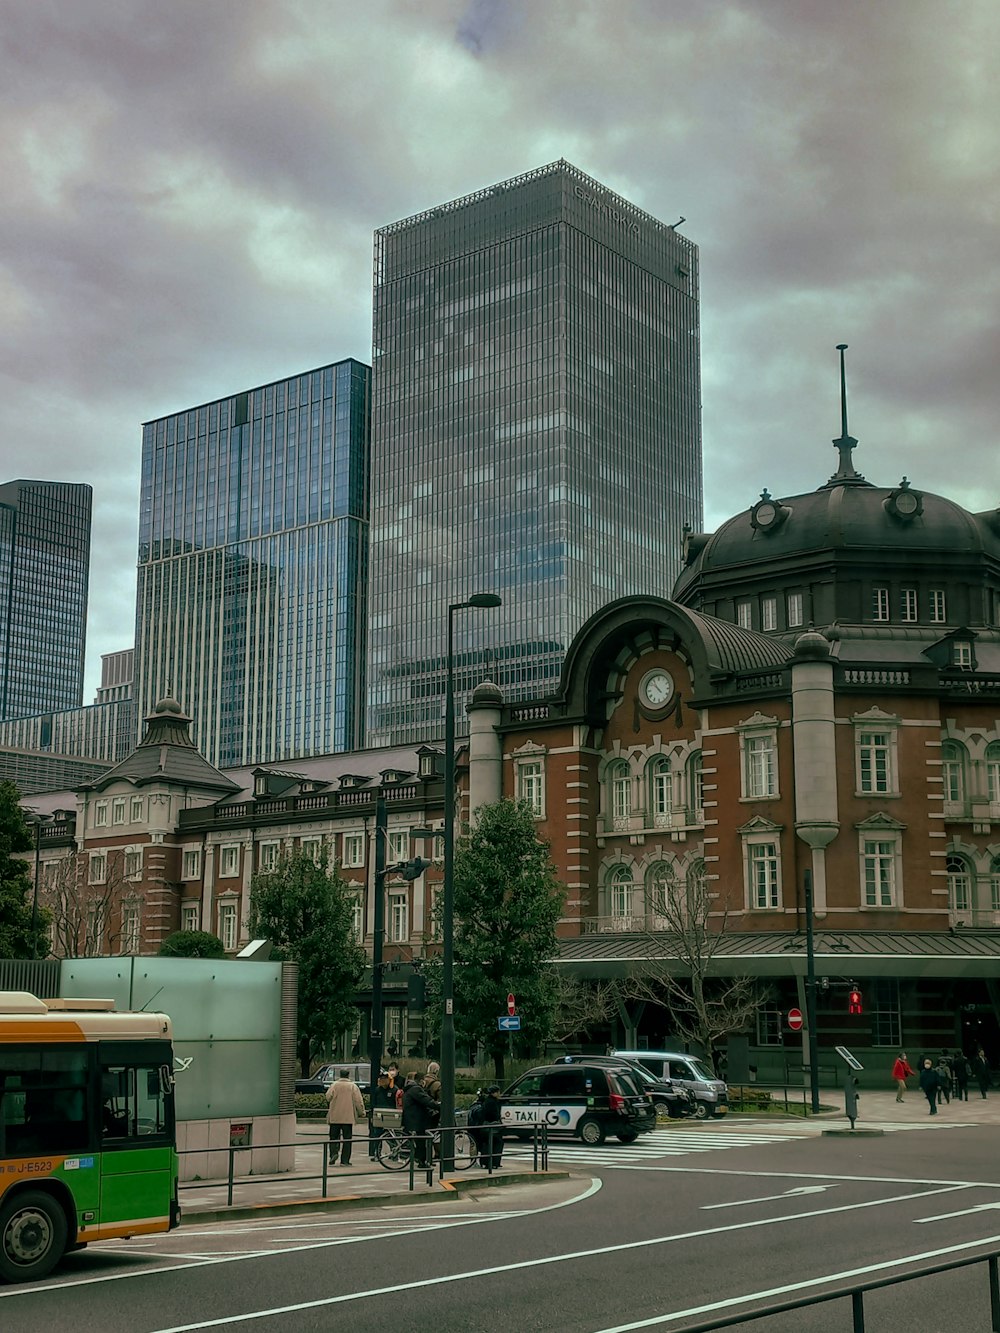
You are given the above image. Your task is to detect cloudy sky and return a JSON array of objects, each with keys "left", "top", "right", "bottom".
[{"left": 2, "top": 0, "right": 998, "bottom": 697}]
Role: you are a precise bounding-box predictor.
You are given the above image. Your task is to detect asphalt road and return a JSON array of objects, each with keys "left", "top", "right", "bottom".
[{"left": 4, "top": 1121, "right": 1000, "bottom": 1332}]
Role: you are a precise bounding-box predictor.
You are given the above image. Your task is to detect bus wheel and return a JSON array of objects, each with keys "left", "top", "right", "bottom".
[{"left": 0, "top": 1191, "right": 68, "bottom": 1283}]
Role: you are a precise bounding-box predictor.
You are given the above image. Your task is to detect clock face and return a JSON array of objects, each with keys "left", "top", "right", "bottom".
[
  {"left": 640, "top": 669, "right": 674, "bottom": 708},
  {"left": 755, "top": 502, "right": 776, "bottom": 526},
  {"left": 895, "top": 490, "right": 918, "bottom": 515}
]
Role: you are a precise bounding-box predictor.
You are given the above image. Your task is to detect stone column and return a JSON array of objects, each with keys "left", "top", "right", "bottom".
[
  {"left": 467, "top": 679, "right": 503, "bottom": 825},
  {"left": 791, "top": 631, "right": 840, "bottom": 918}
]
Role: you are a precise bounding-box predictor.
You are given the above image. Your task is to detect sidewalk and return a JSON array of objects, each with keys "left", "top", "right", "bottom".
[
  {"left": 178, "top": 1122, "right": 559, "bottom": 1223},
  {"left": 806, "top": 1083, "right": 1000, "bottom": 1128}
]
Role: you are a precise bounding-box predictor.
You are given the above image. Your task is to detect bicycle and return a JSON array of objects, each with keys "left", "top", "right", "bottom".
[{"left": 375, "top": 1125, "right": 477, "bottom": 1171}]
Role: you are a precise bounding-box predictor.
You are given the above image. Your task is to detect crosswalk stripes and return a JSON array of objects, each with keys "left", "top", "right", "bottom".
[{"left": 504, "top": 1127, "right": 804, "bottom": 1165}]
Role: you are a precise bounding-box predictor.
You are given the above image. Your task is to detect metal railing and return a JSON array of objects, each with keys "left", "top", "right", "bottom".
[
  {"left": 177, "top": 1123, "right": 549, "bottom": 1209},
  {"left": 725, "top": 1083, "right": 812, "bottom": 1115},
  {"left": 677, "top": 1246, "right": 1000, "bottom": 1332}
]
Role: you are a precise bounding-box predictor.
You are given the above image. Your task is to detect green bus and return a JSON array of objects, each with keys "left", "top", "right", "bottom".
[{"left": 0, "top": 991, "right": 180, "bottom": 1282}]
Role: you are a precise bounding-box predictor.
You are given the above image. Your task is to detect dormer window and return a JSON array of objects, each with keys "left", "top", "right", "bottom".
[
  {"left": 254, "top": 775, "right": 268, "bottom": 796},
  {"left": 953, "top": 640, "right": 973, "bottom": 669}
]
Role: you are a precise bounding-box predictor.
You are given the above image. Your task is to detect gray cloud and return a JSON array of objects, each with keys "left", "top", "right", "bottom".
[{"left": 1, "top": 0, "right": 997, "bottom": 693}]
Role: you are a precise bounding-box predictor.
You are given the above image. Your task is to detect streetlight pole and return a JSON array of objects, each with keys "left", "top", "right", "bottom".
[
  {"left": 803, "top": 868, "right": 821, "bottom": 1114},
  {"left": 29, "top": 812, "right": 48, "bottom": 960},
  {"left": 440, "top": 592, "right": 501, "bottom": 1171},
  {"left": 369, "top": 793, "right": 388, "bottom": 1122}
]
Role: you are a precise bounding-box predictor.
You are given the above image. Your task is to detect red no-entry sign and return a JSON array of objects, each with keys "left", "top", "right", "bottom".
[
  {"left": 507, "top": 993, "right": 516, "bottom": 1015},
  {"left": 787, "top": 1008, "right": 803, "bottom": 1031}
]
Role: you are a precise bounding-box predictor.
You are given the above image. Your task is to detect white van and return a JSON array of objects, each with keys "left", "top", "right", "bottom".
[{"left": 613, "top": 1050, "right": 728, "bottom": 1119}]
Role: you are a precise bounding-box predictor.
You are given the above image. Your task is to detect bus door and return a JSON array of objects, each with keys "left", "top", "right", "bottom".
[{"left": 98, "top": 1042, "right": 175, "bottom": 1239}]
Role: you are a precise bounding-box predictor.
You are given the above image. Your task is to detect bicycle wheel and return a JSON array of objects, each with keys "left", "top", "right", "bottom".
[
  {"left": 376, "top": 1130, "right": 411, "bottom": 1171},
  {"left": 451, "top": 1129, "right": 477, "bottom": 1170}
]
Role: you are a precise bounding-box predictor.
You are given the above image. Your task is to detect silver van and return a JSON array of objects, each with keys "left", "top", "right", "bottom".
[{"left": 613, "top": 1050, "right": 728, "bottom": 1119}]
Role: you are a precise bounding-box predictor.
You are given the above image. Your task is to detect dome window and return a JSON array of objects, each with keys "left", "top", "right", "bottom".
[
  {"left": 885, "top": 478, "right": 923, "bottom": 522},
  {"left": 750, "top": 489, "right": 790, "bottom": 533}
]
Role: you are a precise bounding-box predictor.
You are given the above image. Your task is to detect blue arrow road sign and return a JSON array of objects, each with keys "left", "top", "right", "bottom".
[{"left": 497, "top": 1015, "right": 521, "bottom": 1031}]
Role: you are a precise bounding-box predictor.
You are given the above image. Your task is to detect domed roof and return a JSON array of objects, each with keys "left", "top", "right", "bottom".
[{"left": 469, "top": 678, "right": 504, "bottom": 708}]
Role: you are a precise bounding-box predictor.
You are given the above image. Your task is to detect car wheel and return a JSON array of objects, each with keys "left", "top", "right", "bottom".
[
  {"left": 653, "top": 1100, "right": 671, "bottom": 1118},
  {"left": 578, "top": 1118, "right": 606, "bottom": 1146},
  {"left": 0, "top": 1190, "right": 68, "bottom": 1283},
  {"left": 693, "top": 1101, "right": 710, "bottom": 1120},
  {"left": 616, "top": 1128, "right": 638, "bottom": 1144}
]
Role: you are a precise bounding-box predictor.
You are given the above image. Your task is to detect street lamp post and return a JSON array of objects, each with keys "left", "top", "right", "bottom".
[
  {"left": 29, "top": 812, "right": 50, "bottom": 960},
  {"left": 369, "top": 794, "right": 388, "bottom": 1118},
  {"left": 440, "top": 592, "right": 501, "bottom": 1171}
]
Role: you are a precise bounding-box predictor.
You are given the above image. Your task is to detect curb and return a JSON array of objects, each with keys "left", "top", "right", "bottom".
[{"left": 181, "top": 1171, "right": 572, "bottom": 1225}]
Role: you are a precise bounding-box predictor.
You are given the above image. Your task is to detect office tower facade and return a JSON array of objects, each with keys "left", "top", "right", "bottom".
[
  {"left": 135, "top": 361, "right": 370, "bottom": 768},
  {"left": 0, "top": 479, "right": 92, "bottom": 722},
  {"left": 366, "top": 160, "right": 702, "bottom": 746}
]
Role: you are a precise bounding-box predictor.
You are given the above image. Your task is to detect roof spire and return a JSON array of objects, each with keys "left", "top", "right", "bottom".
[{"left": 825, "top": 343, "right": 868, "bottom": 486}]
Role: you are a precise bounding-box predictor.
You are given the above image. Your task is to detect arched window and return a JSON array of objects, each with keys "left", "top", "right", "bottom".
[
  {"left": 687, "top": 751, "right": 704, "bottom": 820},
  {"left": 986, "top": 743, "right": 1000, "bottom": 808},
  {"left": 607, "top": 865, "right": 634, "bottom": 928},
  {"left": 609, "top": 761, "right": 631, "bottom": 829},
  {"left": 649, "top": 757, "right": 673, "bottom": 828},
  {"left": 947, "top": 853, "right": 973, "bottom": 915},
  {"left": 941, "top": 741, "right": 967, "bottom": 808},
  {"left": 646, "top": 861, "right": 677, "bottom": 925},
  {"left": 687, "top": 858, "right": 707, "bottom": 902}
]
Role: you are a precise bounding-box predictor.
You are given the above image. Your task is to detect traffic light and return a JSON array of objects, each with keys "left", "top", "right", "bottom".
[
  {"left": 400, "top": 856, "right": 432, "bottom": 881},
  {"left": 848, "top": 987, "right": 863, "bottom": 1015}
]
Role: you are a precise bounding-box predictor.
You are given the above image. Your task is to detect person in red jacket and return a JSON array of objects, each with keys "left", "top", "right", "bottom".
[{"left": 892, "top": 1052, "right": 915, "bottom": 1103}]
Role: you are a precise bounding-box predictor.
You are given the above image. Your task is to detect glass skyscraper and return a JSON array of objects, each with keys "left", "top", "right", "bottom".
[
  {"left": 0, "top": 479, "right": 92, "bottom": 722},
  {"left": 135, "top": 361, "right": 370, "bottom": 767},
  {"left": 366, "top": 160, "right": 702, "bottom": 746}
]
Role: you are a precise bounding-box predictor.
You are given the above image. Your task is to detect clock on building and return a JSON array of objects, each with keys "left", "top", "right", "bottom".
[{"left": 639, "top": 668, "right": 674, "bottom": 709}]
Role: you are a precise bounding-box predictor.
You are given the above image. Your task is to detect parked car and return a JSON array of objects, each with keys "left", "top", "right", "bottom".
[
  {"left": 500, "top": 1061, "right": 657, "bottom": 1144},
  {"left": 295, "top": 1062, "right": 373, "bottom": 1096},
  {"left": 556, "top": 1054, "right": 697, "bottom": 1119},
  {"left": 613, "top": 1049, "right": 728, "bottom": 1119}
]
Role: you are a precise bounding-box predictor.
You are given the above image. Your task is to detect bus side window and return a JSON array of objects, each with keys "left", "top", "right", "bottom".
[{"left": 102, "top": 1065, "right": 169, "bottom": 1141}]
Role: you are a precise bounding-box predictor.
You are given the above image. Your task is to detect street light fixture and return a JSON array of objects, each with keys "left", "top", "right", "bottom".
[{"left": 440, "top": 592, "right": 501, "bottom": 1171}]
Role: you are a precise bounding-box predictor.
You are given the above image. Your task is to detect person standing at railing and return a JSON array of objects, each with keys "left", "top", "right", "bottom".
[
  {"left": 326, "top": 1068, "right": 366, "bottom": 1166},
  {"left": 369, "top": 1073, "right": 395, "bottom": 1160},
  {"left": 402, "top": 1072, "right": 438, "bottom": 1167},
  {"left": 479, "top": 1085, "right": 504, "bottom": 1171},
  {"left": 892, "top": 1052, "right": 914, "bottom": 1103}
]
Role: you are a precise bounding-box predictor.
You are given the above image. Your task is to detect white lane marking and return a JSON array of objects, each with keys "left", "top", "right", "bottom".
[
  {"left": 0, "top": 1176, "right": 603, "bottom": 1299},
  {"left": 179, "top": 1211, "right": 518, "bottom": 1237},
  {"left": 591, "top": 1232, "right": 1000, "bottom": 1332},
  {"left": 146, "top": 1183, "right": 973, "bottom": 1332},
  {"left": 591, "top": 1164, "right": 1000, "bottom": 1188},
  {"left": 701, "top": 1185, "right": 836, "bottom": 1210},
  {"left": 915, "top": 1201, "right": 1000, "bottom": 1224}
]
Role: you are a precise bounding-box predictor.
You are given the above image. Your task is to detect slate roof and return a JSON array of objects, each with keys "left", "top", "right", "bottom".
[{"left": 80, "top": 698, "right": 240, "bottom": 794}]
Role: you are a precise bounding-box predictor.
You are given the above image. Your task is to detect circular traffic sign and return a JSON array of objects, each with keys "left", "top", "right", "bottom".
[
  {"left": 507, "top": 993, "right": 516, "bottom": 1015},
  {"left": 787, "top": 1008, "right": 803, "bottom": 1031}
]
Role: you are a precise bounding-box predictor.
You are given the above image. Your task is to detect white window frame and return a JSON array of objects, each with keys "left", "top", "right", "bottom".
[
  {"left": 688, "top": 751, "right": 705, "bottom": 820},
  {"left": 181, "top": 848, "right": 201, "bottom": 880},
  {"left": 219, "top": 844, "right": 240, "bottom": 878},
  {"left": 301, "top": 836, "right": 324, "bottom": 864},
  {"left": 940, "top": 741, "right": 967, "bottom": 809},
  {"left": 854, "top": 713, "right": 900, "bottom": 796},
  {"left": 736, "top": 599, "right": 752, "bottom": 630},
  {"left": 516, "top": 759, "right": 545, "bottom": 818},
  {"left": 111, "top": 797, "right": 126, "bottom": 826},
  {"left": 786, "top": 592, "right": 804, "bottom": 628},
  {"left": 259, "top": 841, "right": 280, "bottom": 872},
  {"left": 130, "top": 796, "right": 144, "bottom": 823},
  {"left": 609, "top": 761, "right": 631, "bottom": 829},
  {"left": 861, "top": 835, "right": 899, "bottom": 908},
  {"left": 181, "top": 903, "right": 200, "bottom": 933},
  {"left": 389, "top": 893, "right": 409, "bottom": 943},
  {"left": 218, "top": 900, "right": 239, "bottom": 952},
  {"left": 742, "top": 731, "right": 778, "bottom": 800},
  {"left": 349, "top": 893, "right": 364, "bottom": 941},
  {"left": 120, "top": 901, "right": 141, "bottom": 955},
  {"left": 650, "top": 757, "right": 673, "bottom": 828},
  {"left": 930, "top": 589, "right": 947, "bottom": 623},
  {"left": 123, "top": 849, "right": 142, "bottom": 881},
  {"left": 86, "top": 901, "right": 105, "bottom": 952},
  {"left": 953, "top": 641, "right": 973, "bottom": 669},
  {"left": 987, "top": 743, "right": 1000, "bottom": 811},
  {"left": 947, "top": 853, "right": 973, "bottom": 915},
  {"left": 761, "top": 596, "right": 777, "bottom": 631},
  {"left": 89, "top": 852, "right": 107, "bottom": 885},
  {"left": 387, "top": 829, "right": 409, "bottom": 864},
  {"left": 872, "top": 586, "right": 890, "bottom": 621},
  {"left": 608, "top": 866, "right": 633, "bottom": 923},
  {"left": 901, "top": 587, "right": 918, "bottom": 622},
  {"left": 745, "top": 839, "right": 781, "bottom": 910},
  {"left": 341, "top": 833, "right": 364, "bottom": 868},
  {"left": 94, "top": 801, "right": 108, "bottom": 828}
]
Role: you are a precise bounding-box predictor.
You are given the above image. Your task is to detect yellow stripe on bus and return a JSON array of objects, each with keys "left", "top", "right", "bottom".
[
  {"left": 89, "top": 1217, "right": 171, "bottom": 1241},
  {"left": 0, "top": 1020, "right": 86, "bottom": 1042}
]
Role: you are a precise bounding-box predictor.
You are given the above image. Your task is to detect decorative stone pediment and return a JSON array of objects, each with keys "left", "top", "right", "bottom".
[
  {"left": 854, "top": 811, "right": 907, "bottom": 832},
  {"left": 512, "top": 739, "right": 546, "bottom": 757},
  {"left": 737, "top": 814, "right": 783, "bottom": 835},
  {"left": 736, "top": 711, "right": 779, "bottom": 732},
  {"left": 852, "top": 706, "right": 899, "bottom": 724}
]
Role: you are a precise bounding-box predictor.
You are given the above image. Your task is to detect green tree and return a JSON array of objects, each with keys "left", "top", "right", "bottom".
[
  {"left": 159, "top": 930, "right": 226, "bottom": 959},
  {"left": 248, "top": 849, "right": 366, "bottom": 1077},
  {"left": 0, "top": 781, "right": 50, "bottom": 959},
  {"left": 427, "top": 799, "right": 566, "bottom": 1080}
]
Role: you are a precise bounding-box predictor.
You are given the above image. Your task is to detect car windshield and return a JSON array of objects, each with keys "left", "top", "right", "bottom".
[{"left": 688, "top": 1059, "right": 717, "bottom": 1082}]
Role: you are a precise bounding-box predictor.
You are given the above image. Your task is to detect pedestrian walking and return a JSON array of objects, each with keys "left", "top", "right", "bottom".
[
  {"left": 952, "top": 1050, "right": 970, "bottom": 1101},
  {"left": 325, "top": 1067, "right": 366, "bottom": 1165},
  {"left": 918, "top": 1058, "right": 940, "bottom": 1115},
  {"left": 934, "top": 1054, "right": 952, "bottom": 1105},
  {"left": 973, "top": 1048, "right": 991, "bottom": 1099},
  {"left": 401, "top": 1072, "right": 438, "bottom": 1167},
  {"left": 891, "top": 1052, "right": 914, "bottom": 1103},
  {"left": 479, "top": 1084, "right": 504, "bottom": 1171}
]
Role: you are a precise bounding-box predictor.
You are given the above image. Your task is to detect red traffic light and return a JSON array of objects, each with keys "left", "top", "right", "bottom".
[{"left": 848, "top": 988, "right": 863, "bottom": 1015}]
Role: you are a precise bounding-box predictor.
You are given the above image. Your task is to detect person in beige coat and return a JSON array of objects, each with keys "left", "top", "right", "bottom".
[{"left": 325, "top": 1068, "right": 366, "bottom": 1165}]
